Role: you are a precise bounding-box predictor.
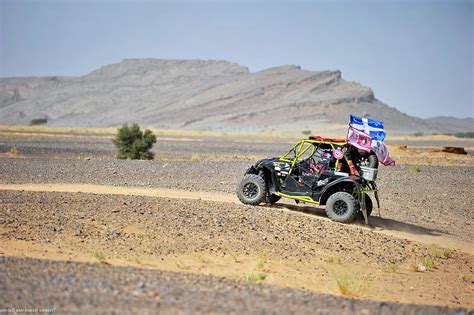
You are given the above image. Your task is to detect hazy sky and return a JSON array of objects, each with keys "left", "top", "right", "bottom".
[{"left": 1, "top": 0, "right": 472, "bottom": 118}]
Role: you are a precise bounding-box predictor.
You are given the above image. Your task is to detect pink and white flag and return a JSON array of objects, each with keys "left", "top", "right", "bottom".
[
  {"left": 347, "top": 126, "right": 372, "bottom": 152},
  {"left": 371, "top": 141, "right": 396, "bottom": 166}
]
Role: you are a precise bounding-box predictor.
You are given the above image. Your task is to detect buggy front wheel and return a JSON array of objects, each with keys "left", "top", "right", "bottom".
[{"left": 236, "top": 174, "right": 266, "bottom": 205}]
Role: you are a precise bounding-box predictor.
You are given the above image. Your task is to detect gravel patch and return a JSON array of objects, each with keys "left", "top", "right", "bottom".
[{"left": 0, "top": 256, "right": 466, "bottom": 315}]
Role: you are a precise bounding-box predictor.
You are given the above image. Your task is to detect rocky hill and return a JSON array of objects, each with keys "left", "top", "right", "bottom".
[
  {"left": 0, "top": 59, "right": 468, "bottom": 134},
  {"left": 426, "top": 116, "right": 473, "bottom": 132}
]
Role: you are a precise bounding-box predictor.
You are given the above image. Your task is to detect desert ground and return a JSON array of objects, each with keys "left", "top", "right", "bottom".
[{"left": 0, "top": 125, "right": 473, "bottom": 314}]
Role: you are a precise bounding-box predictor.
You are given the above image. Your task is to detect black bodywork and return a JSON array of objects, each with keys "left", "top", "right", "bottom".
[{"left": 241, "top": 138, "right": 380, "bottom": 222}]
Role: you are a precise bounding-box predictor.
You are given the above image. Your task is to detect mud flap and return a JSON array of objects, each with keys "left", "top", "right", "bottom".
[
  {"left": 375, "top": 190, "right": 381, "bottom": 217},
  {"left": 360, "top": 192, "right": 369, "bottom": 225}
]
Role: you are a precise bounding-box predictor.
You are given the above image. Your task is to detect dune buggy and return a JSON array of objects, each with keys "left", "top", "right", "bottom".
[{"left": 236, "top": 136, "right": 380, "bottom": 223}]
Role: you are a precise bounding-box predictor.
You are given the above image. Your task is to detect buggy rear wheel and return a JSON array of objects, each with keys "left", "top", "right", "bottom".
[
  {"left": 265, "top": 194, "right": 281, "bottom": 205},
  {"left": 236, "top": 174, "right": 266, "bottom": 205},
  {"left": 325, "top": 192, "right": 359, "bottom": 223}
]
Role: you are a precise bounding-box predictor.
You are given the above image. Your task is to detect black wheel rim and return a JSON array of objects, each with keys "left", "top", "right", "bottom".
[
  {"left": 243, "top": 182, "right": 259, "bottom": 199},
  {"left": 333, "top": 200, "right": 348, "bottom": 216}
]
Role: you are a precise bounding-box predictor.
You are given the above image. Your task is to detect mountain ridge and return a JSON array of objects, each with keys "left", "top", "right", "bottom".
[{"left": 0, "top": 58, "right": 470, "bottom": 134}]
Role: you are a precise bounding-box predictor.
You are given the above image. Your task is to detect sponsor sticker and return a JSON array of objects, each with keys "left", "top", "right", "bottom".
[{"left": 332, "top": 149, "right": 344, "bottom": 160}]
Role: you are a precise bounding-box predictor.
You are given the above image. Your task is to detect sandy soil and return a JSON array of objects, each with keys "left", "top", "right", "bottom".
[
  {"left": 0, "top": 128, "right": 473, "bottom": 313},
  {"left": 1, "top": 189, "right": 473, "bottom": 309},
  {"left": 1, "top": 256, "right": 462, "bottom": 315}
]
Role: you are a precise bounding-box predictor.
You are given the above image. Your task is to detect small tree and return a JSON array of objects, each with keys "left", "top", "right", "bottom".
[
  {"left": 30, "top": 118, "right": 48, "bottom": 125},
  {"left": 112, "top": 123, "right": 156, "bottom": 160}
]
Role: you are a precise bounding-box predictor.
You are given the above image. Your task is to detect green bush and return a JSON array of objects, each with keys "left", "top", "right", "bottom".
[
  {"left": 30, "top": 118, "right": 48, "bottom": 125},
  {"left": 407, "top": 166, "right": 422, "bottom": 173},
  {"left": 112, "top": 123, "right": 156, "bottom": 160},
  {"left": 244, "top": 271, "right": 267, "bottom": 282}
]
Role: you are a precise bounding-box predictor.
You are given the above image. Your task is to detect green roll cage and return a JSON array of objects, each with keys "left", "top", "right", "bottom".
[{"left": 279, "top": 139, "right": 348, "bottom": 175}]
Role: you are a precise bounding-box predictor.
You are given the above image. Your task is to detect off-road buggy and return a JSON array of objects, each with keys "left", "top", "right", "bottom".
[{"left": 236, "top": 116, "right": 394, "bottom": 224}]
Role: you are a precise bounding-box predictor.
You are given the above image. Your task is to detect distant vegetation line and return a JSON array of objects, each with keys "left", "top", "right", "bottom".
[
  {"left": 0, "top": 124, "right": 473, "bottom": 140},
  {"left": 450, "top": 132, "right": 474, "bottom": 138}
]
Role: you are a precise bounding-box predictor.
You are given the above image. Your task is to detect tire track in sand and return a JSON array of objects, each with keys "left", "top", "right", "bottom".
[{"left": 0, "top": 183, "right": 472, "bottom": 255}]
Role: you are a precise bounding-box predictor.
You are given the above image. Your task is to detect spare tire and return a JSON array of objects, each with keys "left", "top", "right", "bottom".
[
  {"left": 359, "top": 153, "right": 378, "bottom": 169},
  {"left": 367, "top": 154, "right": 379, "bottom": 168}
]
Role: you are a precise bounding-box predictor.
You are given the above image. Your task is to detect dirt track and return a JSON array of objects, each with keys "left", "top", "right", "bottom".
[{"left": 0, "top": 182, "right": 471, "bottom": 255}]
